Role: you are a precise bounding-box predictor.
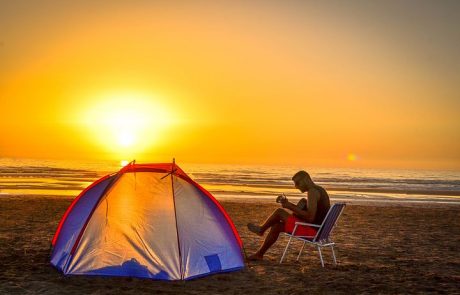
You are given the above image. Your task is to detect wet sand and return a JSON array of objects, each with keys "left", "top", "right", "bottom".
[{"left": 0, "top": 196, "right": 459, "bottom": 294}]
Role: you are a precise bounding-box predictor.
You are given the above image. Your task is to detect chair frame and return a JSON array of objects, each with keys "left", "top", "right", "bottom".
[{"left": 279, "top": 203, "right": 346, "bottom": 267}]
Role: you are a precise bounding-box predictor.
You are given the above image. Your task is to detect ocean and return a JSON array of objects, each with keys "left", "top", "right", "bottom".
[{"left": 1, "top": 158, "right": 459, "bottom": 205}]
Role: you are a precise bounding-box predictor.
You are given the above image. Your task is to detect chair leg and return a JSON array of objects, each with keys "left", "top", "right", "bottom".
[
  {"left": 331, "top": 245, "right": 337, "bottom": 265},
  {"left": 317, "top": 246, "right": 324, "bottom": 267},
  {"left": 296, "top": 241, "right": 306, "bottom": 261},
  {"left": 280, "top": 236, "right": 293, "bottom": 264}
]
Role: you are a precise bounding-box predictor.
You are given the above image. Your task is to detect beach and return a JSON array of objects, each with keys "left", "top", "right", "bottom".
[
  {"left": 3, "top": 0, "right": 460, "bottom": 293},
  {"left": 1, "top": 196, "right": 459, "bottom": 294}
]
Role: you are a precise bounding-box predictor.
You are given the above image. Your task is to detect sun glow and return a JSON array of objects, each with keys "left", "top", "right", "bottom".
[
  {"left": 81, "top": 91, "right": 173, "bottom": 159},
  {"left": 347, "top": 153, "right": 358, "bottom": 161}
]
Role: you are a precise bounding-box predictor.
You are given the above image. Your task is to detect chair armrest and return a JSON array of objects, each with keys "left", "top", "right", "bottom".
[{"left": 295, "top": 222, "right": 321, "bottom": 228}]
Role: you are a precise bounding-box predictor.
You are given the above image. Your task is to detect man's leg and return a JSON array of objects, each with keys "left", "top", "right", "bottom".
[
  {"left": 248, "top": 222, "right": 285, "bottom": 260},
  {"left": 247, "top": 208, "right": 290, "bottom": 260},
  {"left": 248, "top": 208, "right": 290, "bottom": 235},
  {"left": 259, "top": 208, "right": 290, "bottom": 233}
]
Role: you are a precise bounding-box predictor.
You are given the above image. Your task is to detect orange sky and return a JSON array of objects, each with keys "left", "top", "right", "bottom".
[{"left": 1, "top": 1, "right": 459, "bottom": 170}]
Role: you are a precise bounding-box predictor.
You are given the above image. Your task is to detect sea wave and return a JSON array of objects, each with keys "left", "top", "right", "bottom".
[{"left": 1, "top": 160, "right": 459, "bottom": 203}]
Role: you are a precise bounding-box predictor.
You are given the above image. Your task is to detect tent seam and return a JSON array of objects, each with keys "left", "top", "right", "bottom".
[
  {"left": 170, "top": 169, "right": 184, "bottom": 280},
  {"left": 64, "top": 168, "right": 125, "bottom": 272}
]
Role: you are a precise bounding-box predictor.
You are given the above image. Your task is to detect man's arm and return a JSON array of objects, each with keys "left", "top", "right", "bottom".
[{"left": 282, "top": 189, "right": 319, "bottom": 223}]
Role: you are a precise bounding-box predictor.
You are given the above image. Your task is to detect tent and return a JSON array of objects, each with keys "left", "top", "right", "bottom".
[{"left": 50, "top": 162, "right": 244, "bottom": 280}]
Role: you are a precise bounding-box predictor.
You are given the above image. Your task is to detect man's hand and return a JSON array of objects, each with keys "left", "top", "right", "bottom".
[{"left": 280, "top": 197, "right": 289, "bottom": 208}]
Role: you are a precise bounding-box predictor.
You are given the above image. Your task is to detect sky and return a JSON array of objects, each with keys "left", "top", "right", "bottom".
[{"left": 1, "top": 0, "right": 459, "bottom": 170}]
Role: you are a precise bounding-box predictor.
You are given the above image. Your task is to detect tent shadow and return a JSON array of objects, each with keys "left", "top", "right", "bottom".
[{"left": 88, "top": 258, "right": 169, "bottom": 280}]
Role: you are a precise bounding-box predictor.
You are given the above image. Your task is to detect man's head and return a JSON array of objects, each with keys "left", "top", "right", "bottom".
[{"left": 292, "top": 170, "right": 313, "bottom": 193}]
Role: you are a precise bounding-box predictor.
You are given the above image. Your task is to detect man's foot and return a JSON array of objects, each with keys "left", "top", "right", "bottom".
[
  {"left": 246, "top": 253, "right": 264, "bottom": 261},
  {"left": 247, "top": 223, "right": 263, "bottom": 236}
]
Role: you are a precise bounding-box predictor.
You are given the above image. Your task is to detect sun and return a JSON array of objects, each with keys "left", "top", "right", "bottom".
[
  {"left": 81, "top": 91, "right": 173, "bottom": 158},
  {"left": 347, "top": 153, "right": 358, "bottom": 161},
  {"left": 118, "top": 129, "right": 136, "bottom": 147}
]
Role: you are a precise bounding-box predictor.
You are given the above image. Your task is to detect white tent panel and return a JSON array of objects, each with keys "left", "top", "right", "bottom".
[
  {"left": 173, "top": 176, "right": 244, "bottom": 279},
  {"left": 67, "top": 172, "right": 181, "bottom": 280}
]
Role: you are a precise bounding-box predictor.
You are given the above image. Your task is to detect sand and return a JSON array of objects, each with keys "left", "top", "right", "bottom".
[{"left": 0, "top": 196, "right": 459, "bottom": 294}]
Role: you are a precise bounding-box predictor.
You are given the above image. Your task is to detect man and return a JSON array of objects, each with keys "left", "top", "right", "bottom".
[{"left": 247, "top": 170, "right": 330, "bottom": 261}]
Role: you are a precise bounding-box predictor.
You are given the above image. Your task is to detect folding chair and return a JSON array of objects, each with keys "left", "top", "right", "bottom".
[{"left": 279, "top": 203, "right": 346, "bottom": 267}]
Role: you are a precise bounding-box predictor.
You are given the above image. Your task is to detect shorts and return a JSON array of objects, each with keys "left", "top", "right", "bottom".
[{"left": 284, "top": 215, "right": 318, "bottom": 237}]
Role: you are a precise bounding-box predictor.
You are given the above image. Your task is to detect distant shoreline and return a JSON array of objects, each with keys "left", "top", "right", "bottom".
[
  {"left": 1, "top": 186, "right": 459, "bottom": 196},
  {"left": 1, "top": 192, "right": 459, "bottom": 207},
  {"left": 206, "top": 187, "right": 460, "bottom": 197}
]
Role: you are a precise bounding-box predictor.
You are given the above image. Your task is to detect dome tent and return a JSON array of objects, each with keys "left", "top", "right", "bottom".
[{"left": 50, "top": 161, "right": 244, "bottom": 280}]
